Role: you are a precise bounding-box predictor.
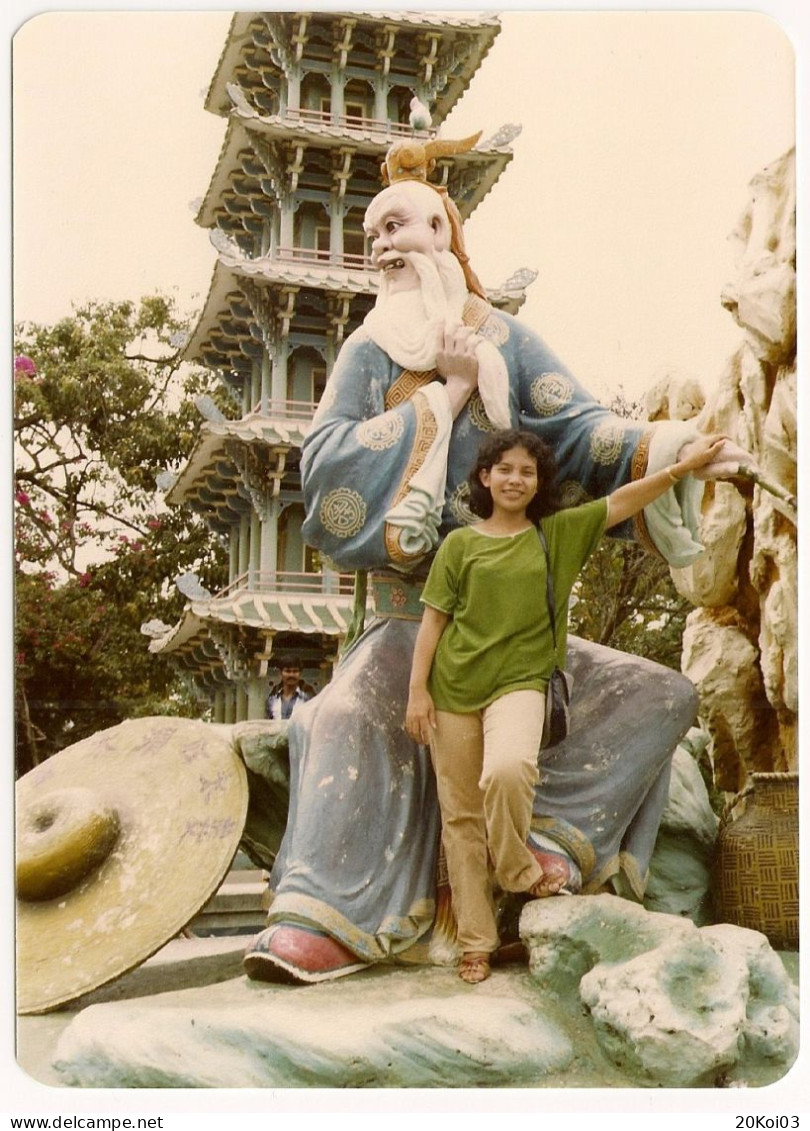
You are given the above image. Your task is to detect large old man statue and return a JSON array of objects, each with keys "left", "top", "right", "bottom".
[{"left": 244, "top": 136, "right": 746, "bottom": 984}]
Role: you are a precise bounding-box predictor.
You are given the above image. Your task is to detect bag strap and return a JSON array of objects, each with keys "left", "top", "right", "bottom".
[{"left": 536, "top": 525, "right": 558, "bottom": 654}]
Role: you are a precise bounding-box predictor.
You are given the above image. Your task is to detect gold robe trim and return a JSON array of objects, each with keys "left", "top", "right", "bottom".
[{"left": 631, "top": 427, "right": 661, "bottom": 556}]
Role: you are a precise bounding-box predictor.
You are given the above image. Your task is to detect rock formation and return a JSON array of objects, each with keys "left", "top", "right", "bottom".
[
  {"left": 647, "top": 149, "right": 797, "bottom": 789},
  {"left": 48, "top": 896, "right": 797, "bottom": 1089},
  {"left": 643, "top": 729, "right": 718, "bottom": 925},
  {"left": 521, "top": 895, "right": 799, "bottom": 1089}
]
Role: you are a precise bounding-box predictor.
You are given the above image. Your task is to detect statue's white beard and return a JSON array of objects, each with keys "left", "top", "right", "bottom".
[{"left": 364, "top": 251, "right": 469, "bottom": 371}]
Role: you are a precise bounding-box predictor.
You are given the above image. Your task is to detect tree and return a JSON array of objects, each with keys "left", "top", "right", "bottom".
[
  {"left": 570, "top": 539, "right": 691, "bottom": 669},
  {"left": 569, "top": 389, "right": 692, "bottom": 669},
  {"left": 14, "top": 296, "right": 229, "bottom": 775}
]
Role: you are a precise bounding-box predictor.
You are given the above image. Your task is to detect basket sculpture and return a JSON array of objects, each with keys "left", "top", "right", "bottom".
[{"left": 714, "top": 772, "right": 799, "bottom": 950}]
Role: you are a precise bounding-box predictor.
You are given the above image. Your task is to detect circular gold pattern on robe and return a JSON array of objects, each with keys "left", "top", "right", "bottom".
[
  {"left": 589, "top": 418, "right": 626, "bottom": 465},
  {"left": 320, "top": 488, "right": 367, "bottom": 539},
  {"left": 559, "top": 480, "right": 593, "bottom": 509},
  {"left": 356, "top": 413, "right": 405, "bottom": 450},
  {"left": 467, "top": 392, "right": 496, "bottom": 433},
  {"left": 478, "top": 314, "right": 509, "bottom": 346},
  {"left": 449, "top": 482, "right": 478, "bottom": 526},
  {"left": 530, "top": 372, "right": 575, "bottom": 417}
]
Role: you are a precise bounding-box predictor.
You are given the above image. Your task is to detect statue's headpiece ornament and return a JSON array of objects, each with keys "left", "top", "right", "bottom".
[
  {"left": 379, "top": 130, "right": 487, "bottom": 300},
  {"left": 380, "top": 131, "right": 482, "bottom": 188}
]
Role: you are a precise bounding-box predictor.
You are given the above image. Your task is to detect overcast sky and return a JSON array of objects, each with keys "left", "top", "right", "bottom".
[{"left": 11, "top": 6, "right": 797, "bottom": 406}]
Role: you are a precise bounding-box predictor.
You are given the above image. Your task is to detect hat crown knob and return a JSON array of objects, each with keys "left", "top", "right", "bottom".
[{"left": 16, "top": 787, "right": 120, "bottom": 902}]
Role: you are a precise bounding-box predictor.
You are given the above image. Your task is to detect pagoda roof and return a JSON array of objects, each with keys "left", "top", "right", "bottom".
[
  {"left": 182, "top": 251, "right": 535, "bottom": 371},
  {"left": 195, "top": 113, "right": 517, "bottom": 230},
  {"left": 165, "top": 414, "right": 308, "bottom": 526},
  {"left": 181, "top": 255, "right": 377, "bottom": 366},
  {"left": 148, "top": 590, "right": 355, "bottom": 660},
  {"left": 205, "top": 12, "right": 500, "bottom": 125}
]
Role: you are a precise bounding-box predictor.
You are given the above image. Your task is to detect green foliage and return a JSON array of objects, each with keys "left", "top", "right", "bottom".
[
  {"left": 570, "top": 539, "right": 691, "bottom": 669},
  {"left": 569, "top": 387, "right": 692, "bottom": 669},
  {"left": 14, "top": 296, "right": 229, "bottom": 775}
]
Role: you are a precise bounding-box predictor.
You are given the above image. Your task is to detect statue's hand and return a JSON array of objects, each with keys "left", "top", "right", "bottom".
[
  {"left": 437, "top": 323, "right": 480, "bottom": 418},
  {"left": 677, "top": 436, "right": 757, "bottom": 481}
]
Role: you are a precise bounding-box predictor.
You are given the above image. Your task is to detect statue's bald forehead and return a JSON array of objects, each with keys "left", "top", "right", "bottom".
[{"left": 365, "top": 181, "right": 447, "bottom": 229}]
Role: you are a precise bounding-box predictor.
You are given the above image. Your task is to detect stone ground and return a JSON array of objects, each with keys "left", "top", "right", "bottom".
[{"left": 16, "top": 935, "right": 800, "bottom": 1091}]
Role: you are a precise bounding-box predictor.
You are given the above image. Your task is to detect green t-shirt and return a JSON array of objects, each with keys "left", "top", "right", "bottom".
[{"left": 421, "top": 497, "right": 608, "bottom": 713}]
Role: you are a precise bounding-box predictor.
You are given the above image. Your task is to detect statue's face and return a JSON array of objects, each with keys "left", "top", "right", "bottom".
[{"left": 364, "top": 186, "right": 447, "bottom": 294}]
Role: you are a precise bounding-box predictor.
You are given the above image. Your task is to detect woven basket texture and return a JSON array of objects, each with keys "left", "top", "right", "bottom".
[{"left": 715, "top": 772, "right": 799, "bottom": 950}]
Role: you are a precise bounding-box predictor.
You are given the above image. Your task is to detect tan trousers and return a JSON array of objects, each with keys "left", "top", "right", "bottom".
[{"left": 430, "top": 689, "right": 546, "bottom": 954}]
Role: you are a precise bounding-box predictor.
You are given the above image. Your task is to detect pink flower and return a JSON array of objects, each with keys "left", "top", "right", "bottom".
[
  {"left": 78, "top": 572, "right": 91, "bottom": 588},
  {"left": 147, "top": 518, "right": 162, "bottom": 530},
  {"left": 14, "top": 355, "right": 37, "bottom": 377},
  {"left": 15, "top": 490, "right": 30, "bottom": 506}
]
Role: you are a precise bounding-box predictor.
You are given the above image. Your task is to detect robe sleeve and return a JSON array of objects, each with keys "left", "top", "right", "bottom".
[
  {"left": 301, "top": 329, "right": 452, "bottom": 571},
  {"left": 499, "top": 313, "right": 705, "bottom": 565}
]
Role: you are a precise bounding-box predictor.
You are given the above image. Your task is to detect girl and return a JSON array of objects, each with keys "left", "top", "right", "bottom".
[{"left": 405, "top": 427, "right": 725, "bottom": 984}]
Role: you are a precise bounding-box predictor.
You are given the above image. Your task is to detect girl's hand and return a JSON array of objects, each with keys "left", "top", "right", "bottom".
[
  {"left": 676, "top": 435, "right": 755, "bottom": 481},
  {"left": 405, "top": 687, "right": 437, "bottom": 746},
  {"left": 673, "top": 433, "right": 728, "bottom": 477}
]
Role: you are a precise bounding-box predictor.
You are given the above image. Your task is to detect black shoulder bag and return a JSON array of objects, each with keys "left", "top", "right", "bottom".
[{"left": 537, "top": 525, "right": 573, "bottom": 749}]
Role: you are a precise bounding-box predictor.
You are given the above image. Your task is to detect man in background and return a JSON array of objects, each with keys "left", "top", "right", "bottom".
[{"left": 265, "top": 657, "right": 310, "bottom": 721}]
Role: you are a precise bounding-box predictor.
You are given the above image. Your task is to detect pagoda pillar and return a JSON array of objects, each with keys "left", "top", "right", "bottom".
[
  {"left": 238, "top": 514, "right": 250, "bottom": 582},
  {"left": 261, "top": 496, "right": 280, "bottom": 585},
  {"left": 269, "top": 210, "right": 279, "bottom": 257},
  {"left": 329, "top": 195, "right": 346, "bottom": 259},
  {"left": 260, "top": 349, "right": 272, "bottom": 416},
  {"left": 229, "top": 526, "right": 239, "bottom": 587},
  {"left": 374, "top": 77, "right": 390, "bottom": 122},
  {"left": 330, "top": 67, "right": 345, "bottom": 122},
  {"left": 279, "top": 202, "right": 295, "bottom": 252},
  {"left": 287, "top": 68, "right": 302, "bottom": 114},
  {"left": 249, "top": 511, "right": 261, "bottom": 588},
  {"left": 247, "top": 672, "right": 267, "bottom": 720},
  {"left": 250, "top": 359, "right": 261, "bottom": 415},
  {"left": 271, "top": 341, "right": 289, "bottom": 405}
]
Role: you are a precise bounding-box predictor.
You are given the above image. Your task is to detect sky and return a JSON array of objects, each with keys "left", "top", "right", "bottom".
[{"left": 10, "top": 5, "right": 797, "bottom": 406}]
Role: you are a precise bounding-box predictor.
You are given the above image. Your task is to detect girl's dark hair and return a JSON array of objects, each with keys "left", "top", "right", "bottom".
[{"left": 467, "top": 428, "right": 561, "bottom": 524}]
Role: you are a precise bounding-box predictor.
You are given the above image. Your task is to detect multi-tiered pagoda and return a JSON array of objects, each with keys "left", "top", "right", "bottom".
[{"left": 149, "top": 11, "right": 534, "bottom": 724}]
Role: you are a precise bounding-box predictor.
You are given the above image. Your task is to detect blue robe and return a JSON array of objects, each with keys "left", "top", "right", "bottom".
[{"left": 266, "top": 299, "right": 696, "bottom": 962}]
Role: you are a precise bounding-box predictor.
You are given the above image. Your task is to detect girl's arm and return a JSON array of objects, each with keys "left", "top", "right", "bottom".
[
  {"left": 606, "top": 433, "right": 726, "bottom": 530},
  {"left": 405, "top": 605, "right": 451, "bottom": 745}
]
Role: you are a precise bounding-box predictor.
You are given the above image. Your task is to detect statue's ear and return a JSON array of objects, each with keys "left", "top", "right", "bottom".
[{"left": 430, "top": 213, "right": 451, "bottom": 251}]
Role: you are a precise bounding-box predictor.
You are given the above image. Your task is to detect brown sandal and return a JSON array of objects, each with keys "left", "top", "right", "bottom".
[{"left": 458, "top": 952, "right": 491, "bottom": 984}]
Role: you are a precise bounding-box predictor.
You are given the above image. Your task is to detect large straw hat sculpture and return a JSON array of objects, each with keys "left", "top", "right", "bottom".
[{"left": 16, "top": 716, "right": 248, "bottom": 1015}]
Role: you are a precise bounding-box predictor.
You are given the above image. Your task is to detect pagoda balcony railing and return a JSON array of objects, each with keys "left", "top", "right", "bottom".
[
  {"left": 275, "top": 245, "right": 372, "bottom": 271},
  {"left": 249, "top": 397, "right": 318, "bottom": 421},
  {"left": 283, "top": 106, "right": 436, "bottom": 140},
  {"left": 215, "top": 570, "right": 356, "bottom": 599}
]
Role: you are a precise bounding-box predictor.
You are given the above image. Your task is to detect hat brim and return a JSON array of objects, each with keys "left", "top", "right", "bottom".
[{"left": 16, "top": 716, "right": 248, "bottom": 1015}]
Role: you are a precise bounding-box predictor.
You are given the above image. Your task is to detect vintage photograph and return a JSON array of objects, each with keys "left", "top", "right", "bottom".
[{"left": 9, "top": 4, "right": 800, "bottom": 1119}]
